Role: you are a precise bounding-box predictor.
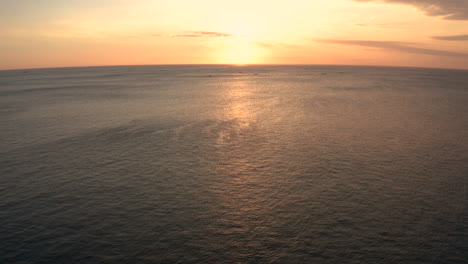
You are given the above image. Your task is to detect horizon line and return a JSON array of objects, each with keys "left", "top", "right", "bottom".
[{"left": 1, "top": 63, "right": 468, "bottom": 72}]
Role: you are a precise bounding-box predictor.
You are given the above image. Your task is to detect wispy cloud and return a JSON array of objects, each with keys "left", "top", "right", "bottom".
[
  {"left": 252, "top": 42, "right": 301, "bottom": 49},
  {"left": 355, "top": 23, "right": 394, "bottom": 28},
  {"left": 253, "top": 42, "right": 275, "bottom": 48},
  {"left": 317, "top": 39, "right": 468, "bottom": 57},
  {"left": 172, "top": 31, "right": 235, "bottom": 38},
  {"left": 432, "top": 34, "right": 468, "bottom": 41},
  {"left": 354, "top": 0, "right": 468, "bottom": 20}
]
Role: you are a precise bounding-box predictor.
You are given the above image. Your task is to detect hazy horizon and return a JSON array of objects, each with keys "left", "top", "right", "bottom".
[{"left": 3, "top": 63, "right": 468, "bottom": 72}]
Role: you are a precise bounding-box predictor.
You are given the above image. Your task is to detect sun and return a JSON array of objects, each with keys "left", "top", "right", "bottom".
[{"left": 218, "top": 39, "right": 263, "bottom": 65}]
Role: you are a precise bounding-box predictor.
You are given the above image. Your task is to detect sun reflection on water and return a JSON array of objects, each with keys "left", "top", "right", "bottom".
[
  {"left": 219, "top": 77, "right": 257, "bottom": 135},
  {"left": 208, "top": 75, "right": 283, "bottom": 256}
]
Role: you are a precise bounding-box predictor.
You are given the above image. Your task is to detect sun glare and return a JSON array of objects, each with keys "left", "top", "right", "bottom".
[{"left": 219, "top": 39, "right": 262, "bottom": 65}]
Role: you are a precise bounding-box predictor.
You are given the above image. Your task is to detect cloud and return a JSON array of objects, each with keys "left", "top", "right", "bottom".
[
  {"left": 354, "top": 0, "right": 468, "bottom": 20},
  {"left": 355, "top": 23, "right": 394, "bottom": 28},
  {"left": 172, "top": 31, "right": 234, "bottom": 38},
  {"left": 198, "top": 31, "right": 233, "bottom": 37},
  {"left": 317, "top": 39, "right": 468, "bottom": 57},
  {"left": 253, "top": 42, "right": 275, "bottom": 48},
  {"left": 253, "top": 42, "right": 302, "bottom": 49},
  {"left": 432, "top": 34, "right": 468, "bottom": 41}
]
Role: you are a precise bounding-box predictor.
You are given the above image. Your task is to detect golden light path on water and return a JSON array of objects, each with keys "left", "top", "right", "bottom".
[{"left": 207, "top": 75, "right": 293, "bottom": 258}]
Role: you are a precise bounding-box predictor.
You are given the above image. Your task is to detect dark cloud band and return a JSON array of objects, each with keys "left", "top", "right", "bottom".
[
  {"left": 317, "top": 39, "right": 468, "bottom": 57},
  {"left": 354, "top": 0, "right": 468, "bottom": 20},
  {"left": 432, "top": 35, "right": 468, "bottom": 41}
]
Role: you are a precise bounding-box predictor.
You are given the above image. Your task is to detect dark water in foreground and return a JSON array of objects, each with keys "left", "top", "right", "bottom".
[{"left": 0, "top": 65, "right": 467, "bottom": 263}]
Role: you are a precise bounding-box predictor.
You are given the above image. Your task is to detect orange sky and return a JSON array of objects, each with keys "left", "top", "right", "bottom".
[{"left": 1, "top": 0, "right": 468, "bottom": 70}]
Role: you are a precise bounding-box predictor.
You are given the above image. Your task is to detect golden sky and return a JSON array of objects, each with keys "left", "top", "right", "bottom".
[{"left": 1, "top": 0, "right": 468, "bottom": 69}]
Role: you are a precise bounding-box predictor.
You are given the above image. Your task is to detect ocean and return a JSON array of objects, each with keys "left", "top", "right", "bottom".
[{"left": 1, "top": 65, "right": 467, "bottom": 263}]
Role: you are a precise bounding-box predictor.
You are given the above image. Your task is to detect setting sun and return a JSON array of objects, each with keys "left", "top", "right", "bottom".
[{"left": 219, "top": 39, "right": 264, "bottom": 65}]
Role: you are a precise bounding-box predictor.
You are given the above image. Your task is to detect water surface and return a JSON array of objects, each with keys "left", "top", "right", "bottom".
[{"left": 1, "top": 65, "right": 467, "bottom": 263}]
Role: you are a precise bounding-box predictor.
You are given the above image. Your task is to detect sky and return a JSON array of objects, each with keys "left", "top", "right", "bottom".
[{"left": 1, "top": 0, "right": 468, "bottom": 70}]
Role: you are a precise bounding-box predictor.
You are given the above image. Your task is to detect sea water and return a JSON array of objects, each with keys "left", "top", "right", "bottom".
[{"left": 1, "top": 65, "right": 467, "bottom": 263}]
